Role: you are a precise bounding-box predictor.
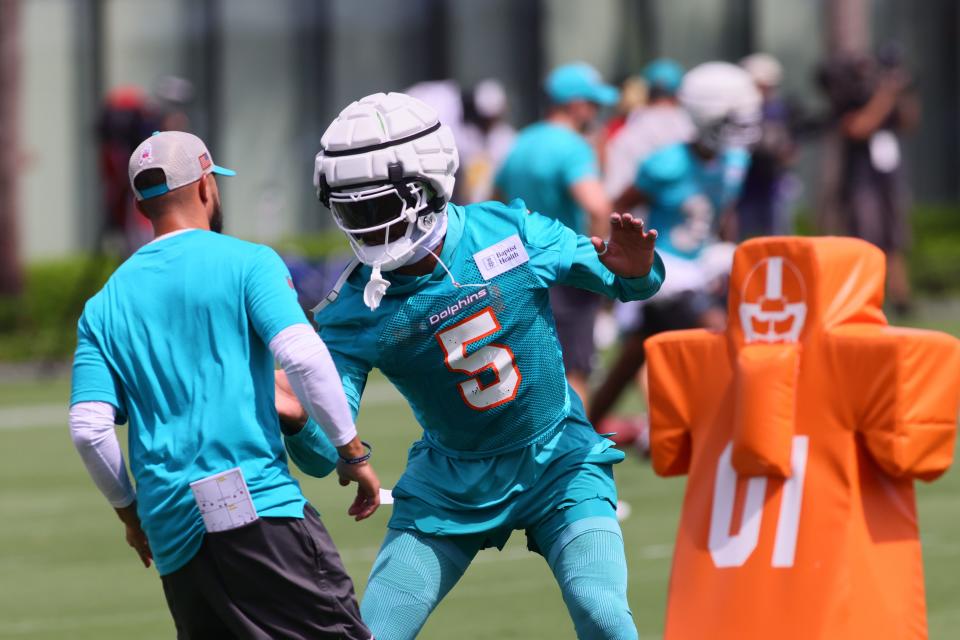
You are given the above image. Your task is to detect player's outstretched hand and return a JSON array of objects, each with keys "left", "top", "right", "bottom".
[
  {"left": 591, "top": 212, "right": 658, "bottom": 278},
  {"left": 337, "top": 459, "right": 381, "bottom": 521}
]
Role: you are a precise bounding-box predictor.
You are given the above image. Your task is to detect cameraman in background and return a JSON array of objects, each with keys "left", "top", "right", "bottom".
[{"left": 819, "top": 45, "right": 920, "bottom": 315}]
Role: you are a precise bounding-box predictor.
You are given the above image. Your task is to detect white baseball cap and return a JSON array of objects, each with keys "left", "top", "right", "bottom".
[{"left": 128, "top": 131, "right": 236, "bottom": 201}]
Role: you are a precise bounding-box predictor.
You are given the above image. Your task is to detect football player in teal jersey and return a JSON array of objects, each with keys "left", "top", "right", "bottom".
[
  {"left": 589, "top": 62, "right": 762, "bottom": 435},
  {"left": 277, "top": 92, "right": 664, "bottom": 640}
]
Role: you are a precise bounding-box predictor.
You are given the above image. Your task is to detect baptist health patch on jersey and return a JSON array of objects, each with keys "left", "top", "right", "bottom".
[{"left": 473, "top": 234, "right": 530, "bottom": 281}]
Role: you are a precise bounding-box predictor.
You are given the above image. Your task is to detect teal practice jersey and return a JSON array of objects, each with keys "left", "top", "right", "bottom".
[
  {"left": 70, "top": 230, "right": 310, "bottom": 575},
  {"left": 495, "top": 122, "right": 599, "bottom": 234},
  {"left": 313, "top": 200, "right": 664, "bottom": 458},
  {"left": 635, "top": 142, "right": 750, "bottom": 259}
]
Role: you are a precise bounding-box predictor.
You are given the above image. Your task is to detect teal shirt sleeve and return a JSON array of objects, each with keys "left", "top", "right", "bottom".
[
  {"left": 519, "top": 207, "right": 578, "bottom": 286},
  {"left": 521, "top": 208, "right": 665, "bottom": 301},
  {"left": 284, "top": 420, "right": 339, "bottom": 478},
  {"left": 245, "top": 245, "right": 309, "bottom": 343},
  {"left": 564, "top": 234, "right": 665, "bottom": 301},
  {"left": 70, "top": 311, "right": 127, "bottom": 422}
]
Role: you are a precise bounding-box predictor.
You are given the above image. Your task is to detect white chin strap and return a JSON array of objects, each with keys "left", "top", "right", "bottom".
[
  {"left": 361, "top": 212, "right": 449, "bottom": 311},
  {"left": 361, "top": 212, "right": 489, "bottom": 312},
  {"left": 363, "top": 265, "right": 392, "bottom": 311}
]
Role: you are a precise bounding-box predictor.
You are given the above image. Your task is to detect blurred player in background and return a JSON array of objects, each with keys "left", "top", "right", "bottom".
[
  {"left": 589, "top": 62, "right": 760, "bottom": 441},
  {"left": 280, "top": 91, "right": 664, "bottom": 639},
  {"left": 736, "top": 53, "right": 798, "bottom": 238},
  {"left": 603, "top": 59, "right": 693, "bottom": 202},
  {"left": 495, "top": 63, "right": 618, "bottom": 409},
  {"left": 70, "top": 131, "right": 377, "bottom": 639}
]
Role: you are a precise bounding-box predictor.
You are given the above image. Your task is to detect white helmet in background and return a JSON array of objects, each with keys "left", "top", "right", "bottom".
[
  {"left": 678, "top": 62, "right": 762, "bottom": 151},
  {"left": 314, "top": 92, "right": 459, "bottom": 273}
]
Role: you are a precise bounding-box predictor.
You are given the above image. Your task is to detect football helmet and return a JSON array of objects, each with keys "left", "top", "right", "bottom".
[
  {"left": 314, "top": 92, "right": 459, "bottom": 273},
  {"left": 678, "top": 62, "right": 762, "bottom": 151}
]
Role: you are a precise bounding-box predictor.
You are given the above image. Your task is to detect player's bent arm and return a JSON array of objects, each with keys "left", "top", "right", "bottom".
[
  {"left": 273, "top": 327, "right": 380, "bottom": 521},
  {"left": 281, "top": 358, "right": 370, "bottom": 477},
  {"left": 274, "top": 368, "right": 339, "bottom": 477},
  {"left": 242, "top": 245, "right": 364, "bottom": 459},
  {"left": 841, "top": 80, "right": 901, "bottom": 141},
  {"left": 69, "top": 401, "right": 136, "bottom": 508},
  {"left": 270, "top": 324, "right": 359, "bottom": 452},
  {"left": 563, "top": 232, "right": 665, "bottom": 302},
  {"left": 283, "top": 419, "right": 339, "bottom": 478},
  {"left": 519, "top": 207, "right": 664, "bottom": 300}
]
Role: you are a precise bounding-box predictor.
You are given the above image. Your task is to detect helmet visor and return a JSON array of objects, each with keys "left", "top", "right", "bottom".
[{"left": 329, "top": 185, "right": 407, "bottom": 232}]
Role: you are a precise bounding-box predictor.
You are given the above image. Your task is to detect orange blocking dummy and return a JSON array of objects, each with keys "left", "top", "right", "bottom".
[{"left": 646, "top": 237, "right": 960, "bottom": 640}]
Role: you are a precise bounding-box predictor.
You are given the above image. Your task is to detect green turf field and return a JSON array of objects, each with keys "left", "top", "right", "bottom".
[{"left": 0, "top": 307, "right": 957, "bottom": 639}]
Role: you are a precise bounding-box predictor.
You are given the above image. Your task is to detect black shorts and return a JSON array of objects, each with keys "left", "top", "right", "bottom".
[
  {"left": 161, "top": 505, "right": 370, "bottom": 640},
  {"left": 549, "top": 285, "right": 602, "bottom": 375}
]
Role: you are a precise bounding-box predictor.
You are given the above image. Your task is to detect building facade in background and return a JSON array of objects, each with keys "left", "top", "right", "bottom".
[{"left": 15, "top": 0, "right": 960, "bottom": 261}]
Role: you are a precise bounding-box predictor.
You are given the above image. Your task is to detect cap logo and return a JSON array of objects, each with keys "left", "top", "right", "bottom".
[
  {"left": 198, "top": 153, "right": 212, "bottom": 171},
  {"left": 138, "top": 142, "right": 153, "bottom": 167}
]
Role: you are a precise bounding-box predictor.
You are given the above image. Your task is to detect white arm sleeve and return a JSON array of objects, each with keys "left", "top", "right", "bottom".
[
  {"left": 69, "top": 401, "right": 136, "bottom": 508},
  {"left": 270, "top": 324, "right": 358, "bottom": 447}
]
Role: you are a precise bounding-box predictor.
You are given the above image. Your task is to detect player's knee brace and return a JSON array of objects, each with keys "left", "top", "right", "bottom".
[
  {"left": 360, "top": 529, "right": 473, "bottom": 640},
  {"left": 549, "top": 527, "right": 638, "bottom": 640}
]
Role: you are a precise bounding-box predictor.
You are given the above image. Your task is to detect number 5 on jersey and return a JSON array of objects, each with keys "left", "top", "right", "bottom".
[{"left": 436, "top": 307, "right": 521, "bottom": 410}]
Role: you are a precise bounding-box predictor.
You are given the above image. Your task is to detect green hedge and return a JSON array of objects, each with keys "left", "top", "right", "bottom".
[
  {"left": 0, "top": 255, "right": 119, "bottom": 362},
  {"left": 905, "top": 206, "right": 960, "bottom": 294},
  {"left": 272, "top": 229, "right": 350, "bottom": 261}
]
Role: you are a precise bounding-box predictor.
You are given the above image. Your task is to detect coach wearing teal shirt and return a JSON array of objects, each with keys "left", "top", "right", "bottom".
[
  {"left": 496, "top": 62, "right": 618, "bottom": 409},
  {"left": 68, "top": 131, "right": 377, "bottom": 639}
]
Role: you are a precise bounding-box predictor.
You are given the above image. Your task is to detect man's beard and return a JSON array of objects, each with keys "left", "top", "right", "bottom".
[{"left": 209, "top": 199, "right": 224, "bottom": 234}]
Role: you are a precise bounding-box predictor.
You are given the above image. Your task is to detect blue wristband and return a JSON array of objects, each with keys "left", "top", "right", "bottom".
[{"left": 340, "top": 440, "right": 373, "bottom": 465}]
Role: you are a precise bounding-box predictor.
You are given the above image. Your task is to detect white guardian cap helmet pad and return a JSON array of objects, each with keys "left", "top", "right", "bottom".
[{"left": 314, "top": 92, "right": 459, "bottom": 272}]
